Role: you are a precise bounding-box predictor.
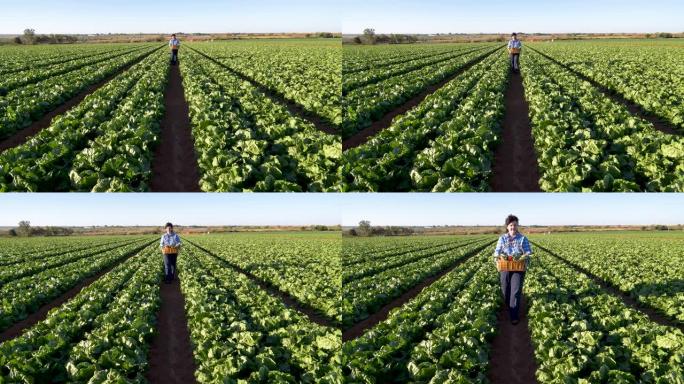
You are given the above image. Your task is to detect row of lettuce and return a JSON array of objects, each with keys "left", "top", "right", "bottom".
[
  {"left": 0, "top": 44, "right": 160, "bottom": 141},
  {"left": 341, "top": 43, "right": 501, "bottom": 139},
  {"left": 190, "top": 40, "right": 341, "bottom": 130},
  {"left": 342, "top": 234, "right": 684, "bottom": 383},
  {"left": 340, "top": 50, "right": 508, "bottom": 191},
  {"left": 521, "top": 48, "right": 684, "bottom": 191},
  {"left": 179, "top": 48, "right": 340, "bottom": 191},
  {"left": 342, "top": 236, "right": 494, "bottom": 327},
  {"left": 529, "top": 41, "right": 684, "bottom": 132}
]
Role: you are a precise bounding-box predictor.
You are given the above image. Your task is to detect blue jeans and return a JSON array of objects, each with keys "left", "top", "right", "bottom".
[
  {"left": 510, "top": 53, "right": 520, "bottom": 71},
  {"left": 499, "top": 271, "right": 525, "bottom": 321},
  {"left": 163, "top": 253, "right": 177, "bottom": 281},
  {"left": 170, "top": 49, "right": 179, "bottom": 65}
]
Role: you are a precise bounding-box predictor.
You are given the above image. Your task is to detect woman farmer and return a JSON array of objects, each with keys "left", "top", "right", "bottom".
[
  {"left": 160, "top": 222, "right": 182, "bottom": 283},
  {"left": 507, "top": 33, "right": 522, "bottom": 73},
  {"left": 493, "top": 214, "right": 532, "bottom": 325}
]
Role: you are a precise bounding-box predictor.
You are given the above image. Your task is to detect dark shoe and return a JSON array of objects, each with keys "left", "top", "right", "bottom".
[{"left": 511, "top": 319, "right": 520, "bottom": 325}]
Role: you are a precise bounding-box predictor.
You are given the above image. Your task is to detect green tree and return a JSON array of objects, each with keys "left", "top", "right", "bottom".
[
  {"left": 23, "top": 28, "right": 36, "bottom": 44},
  {"left": 362, "top": 28, "right": 376, "bottom": 45},
  {"left": 357, "top": 220, "right": 372, "bottom": 237},
  {"left": 17, "top": 220, "right": 31, "bottom": 237}
]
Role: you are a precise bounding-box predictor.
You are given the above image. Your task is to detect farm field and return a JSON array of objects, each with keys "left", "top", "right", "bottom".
[
  {"left": 0, "top": 39, "right": 341, "bottom": 192},
  {"left": 341, "top": 232, "right": 684, "bottom": 383},
  {"left": 340, "top": 39, "right": 684, "bottom": 192},
  {"left": 0, "top": 232, "right": 342, "bottom": 383}
]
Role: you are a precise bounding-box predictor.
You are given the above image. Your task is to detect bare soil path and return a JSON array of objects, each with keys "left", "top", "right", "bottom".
[
  {"left": 490, "top": 71, "right": 542, "bottom": 192},
  {"left": 149, "top": 64, "right": 202, "bottom": 192},
  {"left": 487, "top": 297, "right": 539, "bottom": 384},
  {"left": 145, "top": 277, "right": 198, "bottom": 384}
]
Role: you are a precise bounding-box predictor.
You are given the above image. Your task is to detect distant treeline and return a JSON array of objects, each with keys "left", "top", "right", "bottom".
[
  {"left": 7, "top": 221, "right": 74, "bottom": 237},
  {"left": 11, "top": 29, "right": 80, "bottom": 44},
  {"left": 345, "top": 221, "right": 415, "bottom": 237},
  {"left": 344, "top": 29, "right": 683, "bottom": 45},
  {"left": 1, "top": 29, "right": 340, "bottom": 45}
]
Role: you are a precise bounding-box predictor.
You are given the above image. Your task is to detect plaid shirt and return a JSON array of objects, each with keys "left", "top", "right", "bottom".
[
  {"left": 493, "top": 232, "right": 532, "bottom": 264},
  {"left": 508, "top": 39, "right": 522, "bottom": 49},
  {"left": 160, "top": 232, "right": 182, "bottom": 248}
]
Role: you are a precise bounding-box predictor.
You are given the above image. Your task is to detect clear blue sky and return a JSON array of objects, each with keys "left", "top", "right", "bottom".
[
  {"left": 2, "top": 193, "right": 682, "bottom": 227},
  {"left": 0, "top": 0, "right": 340, "bottom": 34},
  {"left": 340, "top": 193, "right": 684, "bottom": 226},
  {"left": 343, "top": 0, "right": 684, "bottom": 34},
  {"left": 0, "top": 194, "right": 340, "bottom": 226}
]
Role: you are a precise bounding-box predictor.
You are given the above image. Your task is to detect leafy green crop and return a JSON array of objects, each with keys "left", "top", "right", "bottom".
[
  {"left": 343, "top": 249, "right": 499, "bottom": 383},
  {"left": 530, "top": 41, "right": 684, "bottom": 131},
  {"left": 340, "top": 51, "right": 508, "bottom": 191},
  {"left": 343, "top": 238, "right": 493, "bottom": 327},
  {"left": 179, "top": 241, "right": 342, "bottom": 383},
  {"left": 0, "top": 239, "right": 151, "bottom": 333},
  {"left": 525, "top": 247, "right": 684, "bottom": 382},
  {"left": 0, "top": 50, "right": 167, "bottom": 191},
  {"left": 522, "top": 48, "right": 684, "bottom": 191},
  {"left": 0, "top": 44, "right": 160, "bottom": 140},
  {"left": 191, "top": 39, "right": 341, "bottom": 129},
  {"left": 0, "top": 245, "right": 158, "bottom": 382},
  {"left": 180, "top": 49, "right": 340, "bottom": 191}
]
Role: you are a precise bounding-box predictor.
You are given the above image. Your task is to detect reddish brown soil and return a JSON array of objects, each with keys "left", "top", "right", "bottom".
[
  {"left": 490, "top": 71, "right": 542, "bottom": 192},
  {"left": 145, "top": 278, "right": 198, "bottom": 384},
  {"left": 187, "top": 240, "right": 337, "bottom": 328},
  {"left": 149, "top": 64, "right": 202, "bottom": 192},
  {"left": 0, "top": 50, "right": 157, "bottom": 153},
  {"left": 534, "top": 243, "right": 684, "bottom": 332},
  {"left": 487, "top": 297, "right": 539, "bottom": 384},
  {"left": 189, "top": 47, "right": 338, "bottom": 135},
  {"left": 342, "top": 241, "right": 493, "bottom": 341},
  {"left": 0, "top": 241, "right": 150, "bottom": 343},
  {"left": 342, "top": 46, "right": 504, "bottom": 149},
  {"left": 529, "top": 47, "right": 682, "bottom": 136}
]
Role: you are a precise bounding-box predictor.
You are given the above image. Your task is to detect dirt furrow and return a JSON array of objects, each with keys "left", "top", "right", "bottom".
[
  {"left": 487, "top": 297, "right": 539, "bottom": 384},
  {"left": 145, "top": 277, "right": 198, "bottom": 384},
  {"left": 490, "top": 70, "right": 542, "bottom": 192},
  {"left": 149, "top": 63, "right": 202, "bottom": 192}
]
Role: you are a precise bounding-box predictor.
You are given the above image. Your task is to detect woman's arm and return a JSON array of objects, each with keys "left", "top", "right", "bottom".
[
  {"left": 521, "top": 236, "right": 532, "bottom": 256},
  {"left": 493, "top": 236, "right": 504, "bottom": 261}
]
